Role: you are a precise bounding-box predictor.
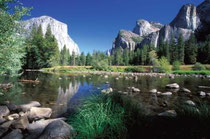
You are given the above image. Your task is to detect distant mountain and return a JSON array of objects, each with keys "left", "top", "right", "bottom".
[
  {"left": 21, "top": 16, "right": 80, "bottom": 55},
  {"left": 110, "top": 0, "right": 210, "bottom": 54}
]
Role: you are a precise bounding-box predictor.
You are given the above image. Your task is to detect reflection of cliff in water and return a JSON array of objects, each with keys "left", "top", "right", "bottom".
[{"left": 53, "top": 81, "right": 80, "bottom": 117}]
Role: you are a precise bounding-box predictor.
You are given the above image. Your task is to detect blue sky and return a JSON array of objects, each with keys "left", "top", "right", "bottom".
[{"left": 20, "top": 0, "right": 203, "bottom": 53}]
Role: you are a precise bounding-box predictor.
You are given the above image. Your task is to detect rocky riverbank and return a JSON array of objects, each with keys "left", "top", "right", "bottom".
[{"left": 0, "top": 101, "right": 73, "bottom": 139}]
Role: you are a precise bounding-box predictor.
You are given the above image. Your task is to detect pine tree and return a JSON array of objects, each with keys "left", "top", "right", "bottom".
[
  {"left": 123, "top": 48, "right": 130, "bottom": 65},
  {"left": 79, "top": 52, "right": 86, "bottom": 66},
  {"left": 114, "top": 48, "right": 123, "bottom": 65},
  {"left": 170, "top": 37, "right": 178, "bottom": 63},
  {"left": 177, "top": 34, "right": 185, "bottom": 64},
  {"left": 185, "top": 34, "right": 197, "bottom": 64},
  {"left": 86, "top": 53, "right": 92, "bottom": 66},
  {"left": 60, "top": 45, "right": 69, "bottom": 65}
]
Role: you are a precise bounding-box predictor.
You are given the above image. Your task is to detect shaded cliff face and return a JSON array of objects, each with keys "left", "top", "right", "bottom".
[
  {"left": 112, "top": 30, "right": 143, "bottom": 52},
  {"left": 111, "top": 0, "right": 210, "bottom": 53},
  {"left": 170, "top": 4, "right": 200, "bottom": 30},
  {"left": 22, "top": 16, "right": 80, "bottom": 55}
]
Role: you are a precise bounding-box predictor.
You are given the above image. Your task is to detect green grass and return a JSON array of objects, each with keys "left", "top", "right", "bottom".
[
  {"left": 172, "top": 70, "right": 210, "bottom": 75},
  {"left": 68, "top": 94, "right": 126, "bottom": 139}
]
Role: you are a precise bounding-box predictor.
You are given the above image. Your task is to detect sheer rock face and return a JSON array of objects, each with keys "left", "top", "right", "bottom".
[
  {"left": 133, "top": 19, "right": 163, "bottom": 37},
  {"left": 112, "top": 30, "right": 143, "bottom": 52},
  {"left": 158, "top": 25, "right": 193, "bottom": 42},
  {"left": 170, "top": 4, "right": 200, "bottom": 30},
  {"left": 111, "top": 0, "right": 210, "bottom": 53},
  {"left": 21, "top": 16, "right": 80, "bottom": 55}
]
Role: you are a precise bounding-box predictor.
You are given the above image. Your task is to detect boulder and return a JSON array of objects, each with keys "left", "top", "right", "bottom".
[
  {"left": 180, "top": 88, "right": 191, "bottom": 93},
  {"left": 160, "top": 92, "right": 172, "bottom": 96},
  {"left": 101, "top": 88, "right": 113, "bottom": 94},
  {"left": 158, "top": 110, "right": 177, "bottom": 117},
  {"left": 199, "top": 91, "right": 206, "bottom": 96},
  {"left": 28, "top": 107, "right": 52, "bottom": 120},
  {"left": 131, "top": 87, "right": 140, "bottom": 93},
  {"left": 0, "top": 106, "right": 10, "bottom": 118},
  {"left": 7, "top": 114, "right": 19, "bottom": 121},
  {"left": 2, "top": 129, "right": 23, "bottom": 139},
  {"left": 149, "top": 89, "right": 157, "bottom": 94},
  {"left": 39, "top": 120, "right": 73, "bottom": 139},
  {"left": 27, "top": 118, "right": 66, "bottom": 139},
  {"left": 0, "top": 118, "right": 6, "bottom": 124},
  {"left": 5, "top": 103, "right": 18, "bottom": 111},
  {"left": 0, "top": 121, "right": 14, "bottom": 137},
  {"left": 184, "top": 100, "right": 196, "bottom": 106},
  {"left": 198, "top": 86, "right": 210, "bottom": 89},
  {"left": 18, "top": 101, "right": 41, "bottom": 112},
  {"left": 166, "top": 83, "right": 180, "bottom": 89},
  {"left": 12, "top": 115, "right": 29, "bottom": 130}
]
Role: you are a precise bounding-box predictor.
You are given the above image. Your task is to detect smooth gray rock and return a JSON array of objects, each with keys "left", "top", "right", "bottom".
[
  {"left": 158, "top": 110, "right": 177, "bottom": 117},
  {"left": 18, "top": 101, "right": 41, "bottom": 112},
  {"left": 2, "top": 129, "right": 23, "bottom": 139},
  {"left": 27, "top": 118, "right": 66, "bottom": 139},
  {"left": 161, "top": 92, "right": 172, "bottom": 96},
  {"left": 12, "top": 115, "right": 29, "bottom": 130},
  {"left": 149, "top": 89, "right": 157, "bottom": 94},
  {"left": 0, "top": 106, "right": 10, "bottom": 118},
  {"left": 28, "top": 107, "right": 52, "bottom": 120},
  {"left": 199, "top": 91, "right": 206, "bottom": 96},
  {"left": 131, "top": 87, "right": 140, "bottom": 93},
  {"left": 39, "top": 120, "right": 73, "bottom": 139},
  {"left": 185, "top": 100, "right": 196, "bottom": 106},
  {"left": 0, "top": 118, "right": 6, "bottom": 124},
  {"left": 0, "top": 121, "right": 14, "bottom": 137},
  {"left": 180, "top": 88, "right": 191, "bottom": 93},
  {"left": 7, "top": 114, "right": 19, "bottom": 121},
  {"left": 166, "top": 83, "right": 180, "bottom": 89}
]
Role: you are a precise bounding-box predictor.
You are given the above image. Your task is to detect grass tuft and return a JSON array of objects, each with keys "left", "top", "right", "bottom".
[{"left": 68, "top": 94, "right": 126, "bottom": 139}]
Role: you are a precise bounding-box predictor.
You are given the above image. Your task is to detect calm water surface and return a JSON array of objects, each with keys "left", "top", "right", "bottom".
[{"left": 1, "top": 72, "right": 210, "bottom": 117}]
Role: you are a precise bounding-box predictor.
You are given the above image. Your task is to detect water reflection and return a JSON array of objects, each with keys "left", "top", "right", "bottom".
[
  {"left": 0, "top": 72, "right": 210, "bottom": 117},
  {"left": 53, "top": 82, "right": 80, "bottom": 117}
]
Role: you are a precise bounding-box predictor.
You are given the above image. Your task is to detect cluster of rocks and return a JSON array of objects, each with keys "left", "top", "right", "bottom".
[{"left": 0, "top": 101, "right": 73, "bottom": 139}]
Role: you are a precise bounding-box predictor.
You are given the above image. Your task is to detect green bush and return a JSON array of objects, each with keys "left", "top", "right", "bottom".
[
  {"left": 68, "top": 94, "right": 126, "bottom": 139},
  {"left": 124, "top": 67, "right": 145, "bottom": 73},
  {"left": 193, "top": 62, "right": 206, "bottom": 71},
  {"left": 110, "top": 67, "right": 125, "bottom": 72},
  {"left": 91, "top": 59, "right": 110, "bottom": 71},
  {"left": 172, "top": 61, "right": 181, "bottom": 71},
  {"left": 156, "top": 57, "right": 171, "bottom": 73}
]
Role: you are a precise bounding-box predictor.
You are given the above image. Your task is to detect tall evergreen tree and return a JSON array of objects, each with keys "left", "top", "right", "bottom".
[
  {"left": 185, "top": 34, "right": 197, "bottom": 64},
  {"left": 123, "top": 48, "right": 130, "bottom": 65},
  {"left": 79, "top": 52, "right": 86, "bottom": 66},
  {"left": 86, "top": 53, "right": 92, "bottom": 66},
  {"left": 170, "top": 37, "right": 178, "bottom": 63},
  {"left": 177, "top": 34, "right": 185, "bottom": 64}
]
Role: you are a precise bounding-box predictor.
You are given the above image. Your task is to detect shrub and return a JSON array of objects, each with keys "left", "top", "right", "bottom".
[
  {"left": 110, "top": 67, "right": 125, "bottom": 72},
  {"left": 193, "top": 62, "right": 206, "bottom": 71},
  {"left": 124, "top": 67, "right": 145, "bottom": 73},
  {"left": 91, "top": 59, "right": 110, "bottom": 71},
  {"left": 156, "top": 57, "right": 171, "bottom": 73},
  {"left": 172, "top": 61, "right": 181, "bottom": 71},
  {"left": 68, "top": 94, "right": 126, "bottom": 139}
]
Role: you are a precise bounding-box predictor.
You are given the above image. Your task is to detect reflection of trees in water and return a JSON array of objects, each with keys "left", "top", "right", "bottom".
[
  {"left": 0, "top": 76, "right": 23, "bottom": 104},
  {"left": 53, "top": 81, "right": 80, "bottom": 117}
]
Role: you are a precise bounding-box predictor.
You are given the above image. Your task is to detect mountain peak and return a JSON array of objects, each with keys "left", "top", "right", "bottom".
[
  {"left": 170, "top": 4, "right": 200, "bottom": 30},
  {"left": 133, "top": 19, "right": 163, "bottom": 37},
  {"left": 22, "top": 16, "right": 80, "bottom": 55}
]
